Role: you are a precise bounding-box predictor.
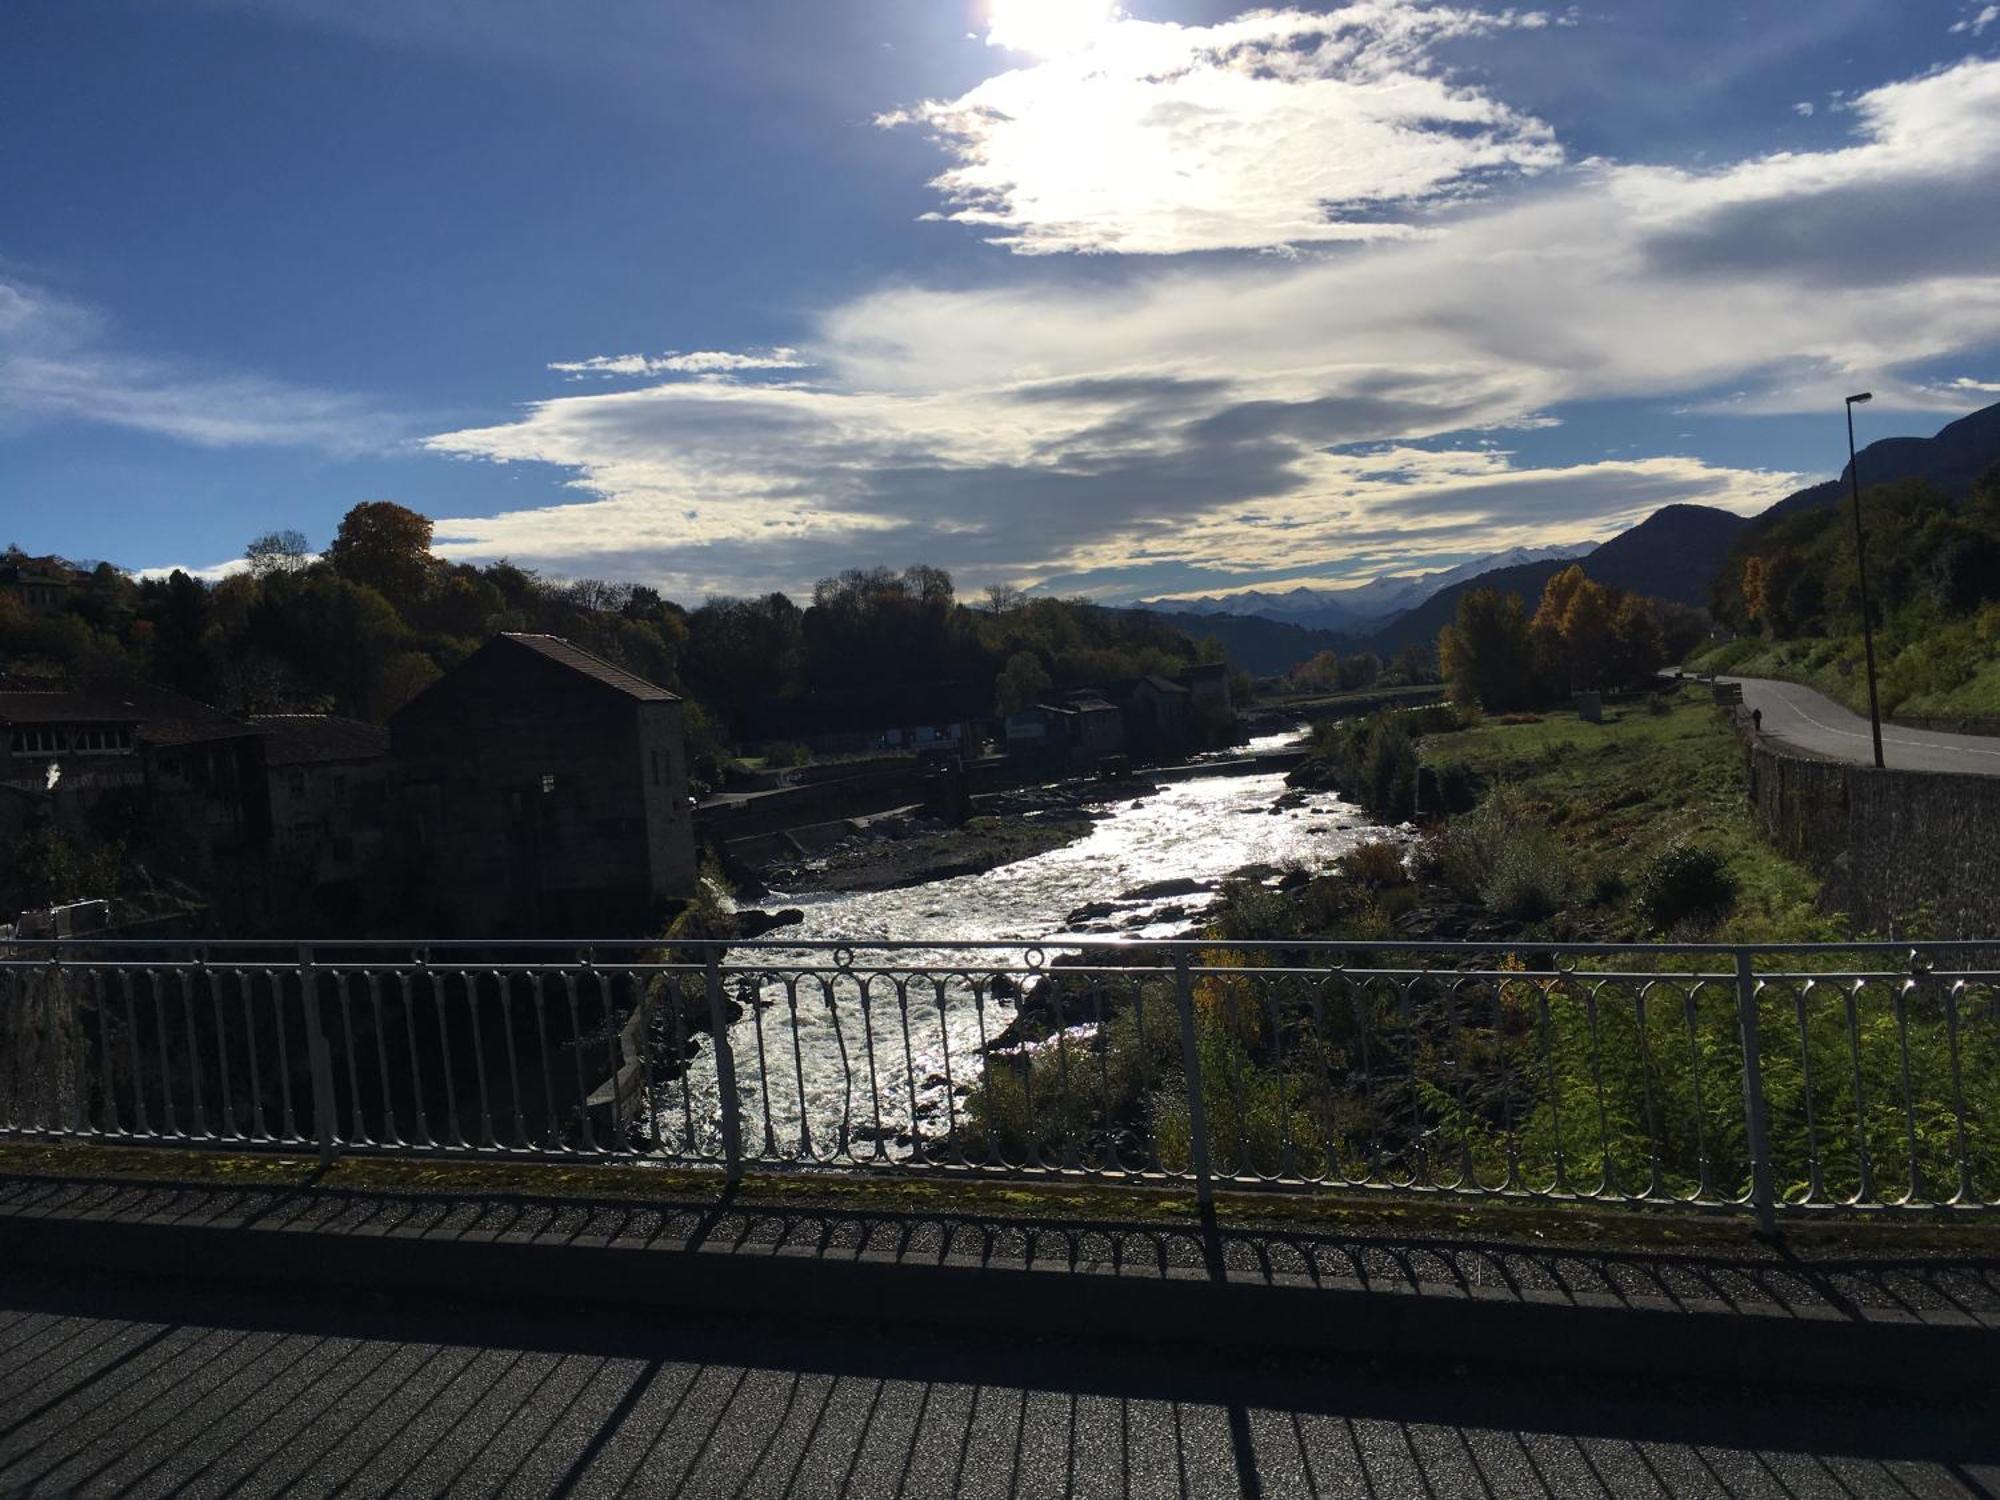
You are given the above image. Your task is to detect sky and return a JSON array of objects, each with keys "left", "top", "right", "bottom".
[{"left": 4, "top": 0, "right": 2000, "bottom": 605}]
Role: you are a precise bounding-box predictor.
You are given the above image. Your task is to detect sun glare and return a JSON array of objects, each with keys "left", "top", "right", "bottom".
[{"left": 986, "top": 0, "right": 1120, "bottom": 58}]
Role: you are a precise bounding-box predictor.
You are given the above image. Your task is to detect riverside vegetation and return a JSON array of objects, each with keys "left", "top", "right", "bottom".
[
  {"left": 1697, "top": 464, "right": 2000, "bottom": 727},
  {"left": 962, "top": 686, "right": 1999, "bottom": 1206}
]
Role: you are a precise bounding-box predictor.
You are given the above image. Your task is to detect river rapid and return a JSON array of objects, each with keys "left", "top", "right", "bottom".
[{"left": 665, "top": 731, "right": 1383, "bottom": 1161}]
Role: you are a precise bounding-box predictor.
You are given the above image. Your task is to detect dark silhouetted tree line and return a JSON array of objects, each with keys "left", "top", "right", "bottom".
[{"left": 3, "top": 503, "right": 1227, "bottom": 783}]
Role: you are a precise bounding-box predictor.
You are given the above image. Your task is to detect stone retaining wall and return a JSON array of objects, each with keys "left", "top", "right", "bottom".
[{"left": 1744, "top": 732, "right": 2000, "bottom": 937}]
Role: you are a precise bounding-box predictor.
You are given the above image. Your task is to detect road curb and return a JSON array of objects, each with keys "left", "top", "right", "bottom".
[{"left": 3, "top": 1206, "right": 1991, "bottom": 1392}]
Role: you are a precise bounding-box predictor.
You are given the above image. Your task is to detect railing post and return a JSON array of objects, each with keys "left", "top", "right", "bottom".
[
  {"left": 299, "top": 945, "right": 338, "bottom": 1169},
  {"left": 1172, "top": 953, "right": 1215, "bottom": 1208},
  {"left": 704, "top": 948, "right": 743, "bottom": 1183},
  {"left": 1734, "top": 949, "right": 1777, "bottom": 1234}
]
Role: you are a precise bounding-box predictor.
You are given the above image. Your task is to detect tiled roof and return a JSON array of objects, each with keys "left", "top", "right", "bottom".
[
  {"left": 0, "top": 692, "right": 143, "bottom": 726},
  {"left": 498, "top": 634, "right": 678, "bottom": 702},
  {"left": 251, "top": 714, "right": 391, "bottom": 766},
  {"left": 0, "top": 686, "right": 256, "bottom": 746}
]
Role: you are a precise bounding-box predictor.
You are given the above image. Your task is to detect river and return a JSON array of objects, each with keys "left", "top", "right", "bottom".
[{"left": 664, "top": 730, "right": 1383, "bottom": 1161}]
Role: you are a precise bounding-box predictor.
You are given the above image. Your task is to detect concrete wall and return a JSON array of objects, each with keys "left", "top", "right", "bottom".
[{"left": 1744, "top": 734, "right": 2000, "bottom": 937}]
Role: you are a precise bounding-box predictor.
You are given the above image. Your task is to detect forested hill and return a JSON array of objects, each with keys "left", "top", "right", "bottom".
[
  {"left": 1362, "top": 558, "right": 1568, "bottom": 655},
  {"left": 1360, "top": 503, "right": 1746, "bottom": 653},
  {"left": 1139, "top": 609, "right": 1352, "bottom": 676},
  {"left": 0, "top": 504, "right": 1242, "bottom": 775},
  {"left": 1759, "top": 399, "right": 2000, "bottom": 524}
]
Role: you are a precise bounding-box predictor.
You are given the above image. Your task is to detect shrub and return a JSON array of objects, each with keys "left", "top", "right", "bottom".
[
  {"left": 1633, "top": 841, "right": 1738, "bottom": 933},
  {"left": 1478, "top": 824, "right": 1569, "bottom": 922},
  {"left": 1416, "top": 787, "right": 1570, "bottom": 921},
  {"left": 1338, "top": 838, "right": 1407, "bottom": 889}
]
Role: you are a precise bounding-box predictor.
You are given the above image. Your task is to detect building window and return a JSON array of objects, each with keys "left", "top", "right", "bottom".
[
  {"left": 541, "top": 773, "right": 557, "bottom": 795},
  {"left": 72, "top": 728, "right": 133, "bottom": 755},
  {"left": 288, "top": 769, "right": 307, "bottom": 799},
  {"left": 9, "top": 728, "right": 64, "bottom": 756}
]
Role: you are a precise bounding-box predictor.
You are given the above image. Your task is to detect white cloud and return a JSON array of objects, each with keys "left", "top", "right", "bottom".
[
  {"left": 879, "top": 3, "right": 1564, "bottom": 255},
  {"left": 134, "top": 558, "right": 254, "bottom": 583},
  {"left": 419, "top": 55, "right": 2000, "bottom": 598},
  {"left": 0, "top": 277, "right": 401, "bottom": 453},
  {"left": 1793, "top": 101, "right": 1815, "bottom": 117},
  {"left": 547, "top": 347, "right": 807, "bottom": 378},
  {"left": 1952, "top": 4, "right": 1999, "bottom": 36}
]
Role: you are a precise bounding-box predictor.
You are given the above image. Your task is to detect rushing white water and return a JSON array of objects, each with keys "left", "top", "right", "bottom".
[{"left": 663, "top": 731, "right": 1382, "bottom": 1162}]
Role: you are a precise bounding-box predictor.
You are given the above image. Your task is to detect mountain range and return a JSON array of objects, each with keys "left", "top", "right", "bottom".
[
  {"left": 1147, "top": 397, "right": 2000, "bottom": 672},
  {"left": 1758, "top": 399, "right": 2000, "bottom": 524},
  {"left": 1137, "top": 544, "right": 1597, "bottom": 634}
]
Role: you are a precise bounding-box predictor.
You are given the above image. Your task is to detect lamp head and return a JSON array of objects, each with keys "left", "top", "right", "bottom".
[{"left": 1846, "top": 392, "right": 1873, "bottom": 406}]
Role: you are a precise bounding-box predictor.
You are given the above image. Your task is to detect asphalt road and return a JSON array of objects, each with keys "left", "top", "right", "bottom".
[
  {"left": 2, "top": 1271, "right": 1996, "bottom": 1498},
  {"left": 1719, "top": 675, "right": 2000, "bottom": 775}
]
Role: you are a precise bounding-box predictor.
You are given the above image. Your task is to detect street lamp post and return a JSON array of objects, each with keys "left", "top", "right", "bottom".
[{"left": 1845, "top": 392, "right": 1886, "bottom": 770}]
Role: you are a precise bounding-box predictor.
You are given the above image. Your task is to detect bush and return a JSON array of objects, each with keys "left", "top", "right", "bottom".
[
  {"left": 1416, "top": 788, "right": 1570, "bottom": 921},
  {"left": 1338, "top": 838, "right": 1408, "bottom": 888},
  {"left": 1479, "top": 824, "right": 1569, "bottom": 922},
  {"left": 1633, "top": 841, "right": 1738, "bottom": 933}
]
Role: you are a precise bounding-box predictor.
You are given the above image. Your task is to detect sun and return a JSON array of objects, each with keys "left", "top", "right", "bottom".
[{"left": 986, "top": 0, "right": 1121, "bottom": 58}]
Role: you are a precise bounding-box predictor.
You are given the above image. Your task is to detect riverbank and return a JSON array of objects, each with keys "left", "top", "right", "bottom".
[
  {"left": 769, "top": 809, "right": 1098, "bottom": 893},
  {"left": 760, "top": 771, "right": 1176, "bottom": 895},
  {"left": 1239, "top": 685, "right": 1828, "bottom": 947}
]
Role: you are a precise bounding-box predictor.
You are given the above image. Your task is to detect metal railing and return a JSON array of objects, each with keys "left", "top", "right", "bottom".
[{"left": 3, "top": 938, "right": 1997, "bottom": 1224}]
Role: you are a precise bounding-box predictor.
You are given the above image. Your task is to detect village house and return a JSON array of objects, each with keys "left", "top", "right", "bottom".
[
  {"left": 0, "top": 684, "right": 274, "bottom": 927},
  {"left": 743, "top": 680, "right": 992, "bottom": 760},
  {"left": 390, "top": 633, "right": 696, "bottom": 936},
  {"left": 1106, "top": 675, "right": 1195, "bottom": 760},
  {"left": 1176, "top": 661, "right": 1233, "bottom": 716},
  {"left": 0, "top": 559, "right": 76, "bottom": 616},
  {"left": 1003, "top": 692, "right": 1126, "bottom": 769},
  {"left": 252, "top": 714, "right": 394, "bottom": 924}
]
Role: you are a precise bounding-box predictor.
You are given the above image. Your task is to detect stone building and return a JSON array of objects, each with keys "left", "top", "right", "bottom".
[
  {"left": 253, "top": 714, "right": 394, "bottom": 925},
  {"left": 0, "top": 684, "right": 274, "bottom": 927},
  {"left": 1004, "top": 694, "right": 1126, "bottom": 769},
  {"left": 1107, "top": 675, "right": 1194, "bottom": 760},
  {"left": 390, "top": 633, "right": 696, "bottom": 936},
  {"left": 1176, "top": 661, "right": 1233, "bottom": 715},
  {"left": 0, "top": 561, "right": 75, "bottom": 615}
]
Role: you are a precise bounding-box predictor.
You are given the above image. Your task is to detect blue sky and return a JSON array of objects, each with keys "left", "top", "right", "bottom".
[{"left": 4, "top": 0, "right": 2000, "bottom": 602}]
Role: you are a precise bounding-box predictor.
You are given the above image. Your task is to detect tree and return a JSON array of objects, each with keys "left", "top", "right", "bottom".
[
  {"left": 1336, "top": 651, "right": 1381, "bottom": 692},
  {"left": 1389, "top": 641, "right": 1435, "bottom": 685},
  {"left": 1288, "top": 650, "right": 1343, "bottom": 694},
  {"left": 244, "top": 529, "right": 311, "bottom": 579},
  {"left": 1609, "top": 594, "right": 1667, "bottom": 689},
  {"left": 1439, "top": 588, "right": 1538, "bottom": 712},
  {"left": 984, "top": 582, "right": 1023, "bottom": 614},
  {"left": 324, "top": 502, "right": 438, "bottom": 610},
  {"left": 1558, "top": 575, "right": 1616, "bottom": 690},
  {"left": 995, "top": 651, "right": 1053, "bottom": 715}
]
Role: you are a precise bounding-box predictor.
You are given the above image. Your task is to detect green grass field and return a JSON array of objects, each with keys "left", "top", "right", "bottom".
[{"left": 1420, "top": 687, "right": 1830, "bottom": 942}]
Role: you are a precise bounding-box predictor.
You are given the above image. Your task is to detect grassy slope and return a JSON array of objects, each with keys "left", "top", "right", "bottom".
[
  {"left": 1421, "top": 687, "right": 1831, "bottom": 942},
  {"left": 1688, "top": 633, "right": 2000, "bottom": 725}
]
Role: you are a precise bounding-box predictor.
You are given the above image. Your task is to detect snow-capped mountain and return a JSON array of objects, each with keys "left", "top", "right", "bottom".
[{"left": 1140, "top": 543, "right": 1597, "bottom": 633}]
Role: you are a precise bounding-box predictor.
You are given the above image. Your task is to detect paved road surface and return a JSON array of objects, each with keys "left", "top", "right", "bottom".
[
  {"left": 2, "top": 1270, "right": 1995, "bottom": 1498},
  {"left": 1716, "top": 675, "right": 2000, "bottom": 775}
]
